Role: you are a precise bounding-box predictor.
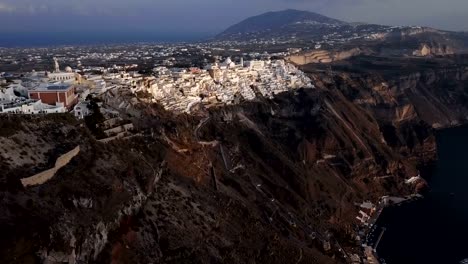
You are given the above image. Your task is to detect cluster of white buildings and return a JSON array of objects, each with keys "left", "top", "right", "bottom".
[
  {"left": 0, "top": 86, "right": 66, "bottom": 114},
  {"left": 1, "top": 55, "right": 315, "bottom": 117},
  {"left": 147, "top": 58, "right": 314, "bottom": 113},
  {"left": 0, "top": 58, "right": 79, "bottom": 115},
  {"left": 0, "top": 58, "right": 140, "bottom": 118}
]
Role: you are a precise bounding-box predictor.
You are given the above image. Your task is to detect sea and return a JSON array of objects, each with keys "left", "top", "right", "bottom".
[
  {"left": 0, "top": 32, "right": 212, "bottom": 48},
  {"left": 376, "top": 125, "right": 468, "bottom": 264}
]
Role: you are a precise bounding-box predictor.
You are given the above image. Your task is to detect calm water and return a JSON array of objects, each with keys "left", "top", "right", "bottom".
[
  {"left": 376, "top": 125, "right": 468, "bottom": 264},
  {"left": 0, "top": 32, "right": 211, "bottom": 47}
]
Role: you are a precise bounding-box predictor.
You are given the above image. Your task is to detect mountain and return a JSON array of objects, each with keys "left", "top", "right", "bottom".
[
  {"left": 215, "top": 10, "right": 468, "bottom": 55},
  {"left": 216, "top": 9, "right": 348, "bottom": 40},
  {"left": 220, "top": 9, "right": 346, "bottom": 34}
]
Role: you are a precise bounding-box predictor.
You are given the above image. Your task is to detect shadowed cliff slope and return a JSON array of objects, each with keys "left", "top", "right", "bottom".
[{"left": 1, "top": 56, "right": 468, "bottom": 263}]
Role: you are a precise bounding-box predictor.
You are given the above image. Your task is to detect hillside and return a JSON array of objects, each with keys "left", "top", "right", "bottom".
[{"left": 1, "top": 56, "right": 468, "bottom": 263}]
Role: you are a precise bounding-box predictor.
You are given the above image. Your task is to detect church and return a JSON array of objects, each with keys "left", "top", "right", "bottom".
[{"left": 46, "top": 57, "right": 77, "bottom": 83}]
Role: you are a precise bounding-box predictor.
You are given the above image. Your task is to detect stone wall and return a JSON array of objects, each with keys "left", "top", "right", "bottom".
[
  {"left": 103, "top": 123, "right": 134, "bottom": 137},
  {"left": 21, "top": 146, "right": 80, "bottom": 187}
]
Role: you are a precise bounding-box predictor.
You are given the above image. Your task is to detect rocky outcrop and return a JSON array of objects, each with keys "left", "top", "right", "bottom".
[
  {"left": 413, "top": 43, "right": 455, "bottom": 56},
  {"left": 288, "top": 48, "right": 367, "bottom": 65}
]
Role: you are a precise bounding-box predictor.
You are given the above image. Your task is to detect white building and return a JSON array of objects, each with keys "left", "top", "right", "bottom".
[
  {"left": 246, "top": 60, "right": 265, "bottom": 70},
  {"left": 47, "top": 72, "right": 76, "bottom": 83},
  {"left": 7, "top": 81, "right": 29, "bottom": 97},
  {"left": 0, "top": 99, "right": 66, "bottom": 114},
  {"left": 0, "top": 87, "right": 17, "bottom": 102},
  {"left": 48, "top": 58, "right": 77, "bottom": 83},
  {"left": 73, "top": 102, "right": 92, "bottom": 119},
  {"left": 1, "top": 84, "right": 67, "bottom": 114}
]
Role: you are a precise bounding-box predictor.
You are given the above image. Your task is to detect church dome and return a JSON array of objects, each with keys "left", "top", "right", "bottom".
[{"left": 65, "top": 66, "right": 73, "bottom": 73}]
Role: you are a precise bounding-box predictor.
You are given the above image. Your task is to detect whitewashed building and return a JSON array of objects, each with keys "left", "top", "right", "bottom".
[{"left": 73, "top": 102, "right": 92, "bottom": 119}]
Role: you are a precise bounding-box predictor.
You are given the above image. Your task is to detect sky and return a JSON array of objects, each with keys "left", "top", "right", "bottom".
[{"left": 0, "top": 0, "right": 467, "bottom": 44}]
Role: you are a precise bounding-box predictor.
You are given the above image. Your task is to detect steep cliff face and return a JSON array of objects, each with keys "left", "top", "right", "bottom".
[
  {"left": 287, "top": 48, "right": 369, "bottom": 65},
  {"left": 90, "top": 92, "right": 423, "bottom": 264},
  {"left": 94, "top": 77, "right": 443, "bottom": 262},
  {"left": 2, "top": 56, "right": 467, "bottom": 264},
  {"left": 302, "top": 56, "right": 468, "bottom": 128},
  {"left": 412, "top": 43, "right": 455, "bottom": 56}
]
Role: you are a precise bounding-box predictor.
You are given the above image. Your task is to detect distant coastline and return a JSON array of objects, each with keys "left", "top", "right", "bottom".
[{"left": 0, "top": 32, "right": 213, "bottom": 48}]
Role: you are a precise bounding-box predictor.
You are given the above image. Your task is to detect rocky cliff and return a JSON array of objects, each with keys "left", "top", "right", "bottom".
[
  {"left": 287, "top": 48, "right": 370, "bottom": 65},
  {"left": 1, "top": 56, "right": 468, "bottom": 264},
  {"left": 302, "top": 55, "right": 468, "bottom": 128}
]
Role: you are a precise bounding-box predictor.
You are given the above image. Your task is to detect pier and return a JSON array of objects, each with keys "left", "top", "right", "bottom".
[
  {"left": 360, "top": 195, "right": 423, "bottom": 263},
  {"left": 374, "top": 227, "right": 386, "bottom": 252}
]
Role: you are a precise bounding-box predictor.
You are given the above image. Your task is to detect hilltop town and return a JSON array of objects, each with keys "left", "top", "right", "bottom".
[{"left": 0, "top": 45, "right": 313, "bottom": 119}]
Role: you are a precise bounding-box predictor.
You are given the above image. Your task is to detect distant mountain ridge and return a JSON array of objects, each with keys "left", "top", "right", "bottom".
[
  {"left": 219, "top": 9, "right": 346, "bottom": 37},
  {"left": 215, "top": 9, "right": 468, "bottom": 55}
]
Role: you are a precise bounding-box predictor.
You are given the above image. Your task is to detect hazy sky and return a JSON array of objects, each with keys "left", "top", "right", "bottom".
[{"left": 0, "top": 0, "right": 467, "bottom": 35}]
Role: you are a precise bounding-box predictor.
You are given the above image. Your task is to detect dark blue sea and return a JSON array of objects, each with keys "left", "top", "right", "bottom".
[
  {"left": 376, "top": 125, "right": 468, "bottom": 264},
  {"left": 0, "top": 32, "right": 211, "bottom": 47}
]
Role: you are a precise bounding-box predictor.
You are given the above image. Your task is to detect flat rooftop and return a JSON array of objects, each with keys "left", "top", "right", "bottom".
[
  {"left": 47, "top": 85, "right": 71, "bottom": 91},
  {"left": 29, "top": 84, "right": 74, "bottom": 92}
]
